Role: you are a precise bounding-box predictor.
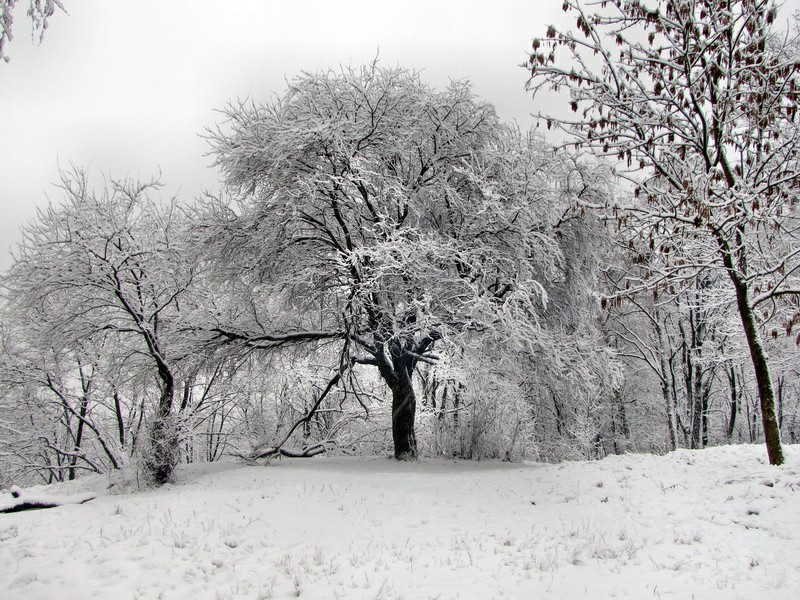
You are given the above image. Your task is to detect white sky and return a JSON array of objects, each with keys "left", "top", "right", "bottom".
[
  {"left": 2, "top": 1, "right": 799, "bottom": 270},
  {"left": 0, "top": 0, "right": 568, "bottom": 270}
]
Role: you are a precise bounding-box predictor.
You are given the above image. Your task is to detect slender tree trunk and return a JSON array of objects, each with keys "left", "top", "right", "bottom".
[
  {"left": 731, "top": 276, "right": 784, "bottom": 465},
  {"left": 701, "top": 379, "right": 711, "bottom": 448},
  {"left": 617, "top": 390, "right": 630, "bottom": 440},
  {"left": 113, "top": 390, "right": 125, "bottom": 447},
  {"left": 452, "top": 385, "right": 461, "bottom": 429},
  {"left": 691, "top": 361, "right": 703, "bottom": 450},
  {"left": 726, "top": 366, "right": 738, "bottom": 441},
  {"left": 660, "top": 374, "right": 678, "bottom": 450},
  {"left": 69, "top": 365, "right": 93, "bottom": 481},
  {"left": 552, "top": 390, "right": 565, "bottom": 437},
  {"left": 713, "top": 225, "right": 784, "bottom": 465},
  {"left": 749, "top": 393, "right": 759, "bottom": 442},
  {"left": 655, "top": 316, "right": 678, "bottom": 450},
  {"left": 69, "top": 394, "right": 89, "bottom": 481},
  {"left": 678, "top": 320, "right": 700, "bottom": 449},
  {"left": 180, "top": 378, "right": 193, "bottom": 412},
  {"left": 668, "top": 354, "right": 688, "bottom": 447}
]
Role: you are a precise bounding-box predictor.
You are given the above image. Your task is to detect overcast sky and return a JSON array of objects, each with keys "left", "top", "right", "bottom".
[
  {"left": 3, "top": 1, "right": 800, "bottom": 271},
  {"left": 0, "top": 0, "right": 570, "bottom": 270}
]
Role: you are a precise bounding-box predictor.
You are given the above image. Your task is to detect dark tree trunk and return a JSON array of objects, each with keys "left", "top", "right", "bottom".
[
  {"left": 69, "top": 394, "right": 89, "bottom": 481},
  {"left": 452, "top": 384, "right": 462, "bottom": 429},
  {"left": 69, "top": 365, "right": 92, "bottom": 481},
  {"left": 731, "top": 275, "right": 784, "bottom": 465},
  {"left": 613, "top": 388, "right": 630, "bottom": 453},
  {"left": 372, "top": 332, "right": 439, "bottom": 461},
  {"left": 113, "top": 390, "right": 125, "bottom": 447},
  {"left": 375, "top": 343, "right": 420, "bottom": 460},
  {"left": 661, "top": 376, "right": 678, "bottom": 451},
  {"left": 552, "top": 390, "right": 565, "bottom": 436},
  {"left": 726, "top": 366, "right": 738, "bottom": 440},
  {"left": 713, "top": 227, "right": 784, "bottom": 465},
  {"left": 691, "top": 361, "right": 704, "bottom": 449},
  {"left": 682, "top": 308, "right": 707, "bottom": 451},
  {"left": 157, "top": 362, "right": 175, "bottom": 421},
  {"left": 701, "top": 379, "right": 711, "bottom": 448},
  {"left": 149, "top": 417, "right": 175, "bottom": 483},
  {"left": 148, "top": 362, "right": 177, "bottom": 484},
  {"left": 669, "top": 354, "right": 689, "bottom": 447},
  {"left": 389, "top": 365, "right": 417, "bottom": 460},
  {"left": 180, "top": 378, "right": 193, "bottom": 412}
]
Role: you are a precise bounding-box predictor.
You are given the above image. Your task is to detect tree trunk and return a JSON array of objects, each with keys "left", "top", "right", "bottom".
[
  {"left": 453, "top": 384, "right": 462, "bottom": 429},
  {"left": 157, "top": 362, "right": 175, "bottom": 421},
  {"left": 148, "top": 363, "right": 178, "bottom": 484},
  {"left": 69, "top": 394, "right": 89, "bottom": 481},
  {"left": 701, "top": 379, "right": 711, "bottom": 448},
  {"left": 655, "top": 316, "right": 678, "bottom": 451},
  {"left": 713, "top": 225, "right": 784, "bottom": 465},
  {"left": 113, "top": 390, "right": 125, "bottom": 447},
  {"left": 617, "top": 390, "right": 630, "bottom": 440},
  {"left": 389, "top": 364, "right": 417, "bottom": 460},
  {"left": 669, "top": 353, "right": 689, "bottom": 447},
  {"left": 691, "top": 361, "right": 703, "bottom": 450},
  {"left": 726, "top": 365, "right": 738, "bottom": 441},
  {"left": 731, "top": 276, "right": 784, "bottom": 465},
  {"left": 69, "top": 365, "right": 92, "bottom": 481}
]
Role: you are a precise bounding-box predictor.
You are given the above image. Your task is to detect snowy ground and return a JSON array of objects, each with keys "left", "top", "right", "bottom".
[{"left": 1, "top": 445, "right": 799, "bottom": 599}]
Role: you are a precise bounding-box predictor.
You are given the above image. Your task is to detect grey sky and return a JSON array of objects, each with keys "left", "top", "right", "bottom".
[
  {"left": 3, "top": 1, "right": 799, "bottom": 271},
  {"left": 0, "top": 0, "right": 567, "bottom": 269}
]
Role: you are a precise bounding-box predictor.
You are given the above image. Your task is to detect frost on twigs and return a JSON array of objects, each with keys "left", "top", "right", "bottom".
[
  {"left": 529, "top": 0, "right": 800, "bottom": 466},
  {"left": 0, "top": 0, "right": 66, "bottom": 63}
]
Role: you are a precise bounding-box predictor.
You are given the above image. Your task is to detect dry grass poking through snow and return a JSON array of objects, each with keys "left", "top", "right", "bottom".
[{"left": 1, "top": 445, "right": 799, "bottom": 599}]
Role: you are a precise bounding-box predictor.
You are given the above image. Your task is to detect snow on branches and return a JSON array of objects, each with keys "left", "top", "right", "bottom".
[{"left": 529, "top": 0, "right": 800, "bottom": 464}]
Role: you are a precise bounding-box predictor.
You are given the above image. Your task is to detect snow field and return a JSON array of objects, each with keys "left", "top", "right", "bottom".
[{"left": 1, "top": 444, "right": 799, "bottom": 599}]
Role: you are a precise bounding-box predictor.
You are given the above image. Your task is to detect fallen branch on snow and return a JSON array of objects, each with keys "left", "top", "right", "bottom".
[
  {"left": 237, "top": 366, "right": 346, "bottom": 464},
  {"left": 254, "top": 442, "right": 328, "bottom": 460},
  {"left": 0, "top": 487, "right": 97, "bottom": 513},
  {"left": 232, "top": 441, "right": 329, "bottom": 463}
]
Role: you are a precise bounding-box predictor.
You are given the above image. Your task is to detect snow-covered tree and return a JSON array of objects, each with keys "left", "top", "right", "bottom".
[
  {"left": 204, "top": 63, "right": 601, "bottom": 459},
  {"left": 529, "top": 0, "right": 800, "bottom": 465},
  {"left": 2, "top": 169, "right": 199, "bottom": 482}
]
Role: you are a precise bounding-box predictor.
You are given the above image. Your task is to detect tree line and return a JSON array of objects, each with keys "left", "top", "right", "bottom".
[{"left": 1, "top": 0, "right": 798, "bottom": 485}]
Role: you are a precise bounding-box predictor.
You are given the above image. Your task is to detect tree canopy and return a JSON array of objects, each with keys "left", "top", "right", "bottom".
[
  {"left": 2, "top": 169, "right": 199, "bottom": 482},
  {"left": 204, "top": 63, "right": 598, "bottom": 459}
]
